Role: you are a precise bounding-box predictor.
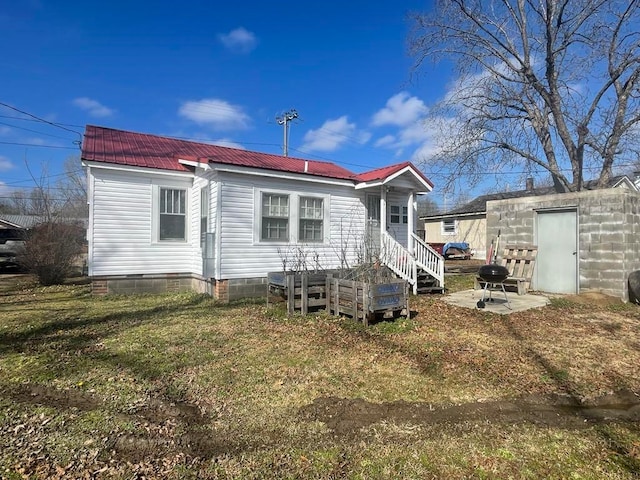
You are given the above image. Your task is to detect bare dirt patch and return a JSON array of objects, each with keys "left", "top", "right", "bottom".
[
  {"left": 561, "top": 291, "right": 624, "bottom": 306},
  {"left": 301, "top": 390, "right": 640, "bottom": 437}
]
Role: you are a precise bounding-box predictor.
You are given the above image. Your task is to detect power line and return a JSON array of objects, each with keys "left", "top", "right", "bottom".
[
  {"left": 0, "top": 102, "right": 83, "bottom": 146},
  {"left": 0, "top": 121, "right": 76, "bottom": 141},
  {"left": 0, "top": 114, "right": 84, "bottom": 128},
  {"left": 0, "top": 141, "right": 78, "bottom": 150}
]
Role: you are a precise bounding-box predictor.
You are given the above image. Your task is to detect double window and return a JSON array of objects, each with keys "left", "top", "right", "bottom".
[
  {"left": 260, "top": 192, "right": 326, "bottom": 243},
  {"left": 159, "top": 188, "right": 186, "bottom": 241}
]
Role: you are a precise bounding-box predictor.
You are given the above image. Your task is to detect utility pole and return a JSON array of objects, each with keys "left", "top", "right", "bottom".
[{"left": 276, "top": 109, "right": 298, "bottom": 157}]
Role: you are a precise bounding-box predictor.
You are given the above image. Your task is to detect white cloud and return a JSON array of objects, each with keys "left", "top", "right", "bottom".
[
  {"left": 374, "top": 134, "right": 396, "bottom": 147},
  {"left": 371, "top": 92, "right": 428, "bottom": 127},
  {"left": 218, "top": 27, "right": 258, "bottom": 54},
  {"left": 210, "top": 138, "right": 245, "bottom": 149},
  {"left": 178, "top": 99, "right": 251, "bottom": 131},
  {"left": 0, "top": 125, "right": 12, "bottom": 136},
  {"left": 72, "top": 97, "right": 114, "bottom": 118},
  {"left": 0, "top": 155, "right": 14, "bottom": 171},
  {"left": 301, "top": 116, "right": 370, "bottom": 153}
]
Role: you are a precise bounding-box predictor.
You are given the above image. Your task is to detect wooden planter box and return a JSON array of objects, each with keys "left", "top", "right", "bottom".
[
  {"left": 325, "top": 277, "right": 408, "bottom": 327},
  {"left": 267, "top": 270, "right": 337, "bottom": 314}
]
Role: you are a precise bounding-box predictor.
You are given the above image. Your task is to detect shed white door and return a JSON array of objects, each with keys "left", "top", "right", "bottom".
[{"left": 535, "top": 209, "right": 578, "bottom": 294}]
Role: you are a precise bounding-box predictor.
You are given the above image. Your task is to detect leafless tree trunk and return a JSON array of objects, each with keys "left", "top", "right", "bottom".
[{"left": 409, "top": 0, "right": 640, "bottom": 193}]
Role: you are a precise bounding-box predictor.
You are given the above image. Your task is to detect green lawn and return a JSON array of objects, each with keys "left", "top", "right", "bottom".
[{"left": 1, "top": 274, "right": 639, "bottom": 479}]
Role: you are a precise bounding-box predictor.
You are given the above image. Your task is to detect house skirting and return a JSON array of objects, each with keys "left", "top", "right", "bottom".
[{"left": 91, "top": 274, "right": 268, "bottom": 302}]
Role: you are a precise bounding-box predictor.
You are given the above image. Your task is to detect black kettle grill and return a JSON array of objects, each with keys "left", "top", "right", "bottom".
[{"left": 476, "top": 264, "right": 512, "bottom": 309}]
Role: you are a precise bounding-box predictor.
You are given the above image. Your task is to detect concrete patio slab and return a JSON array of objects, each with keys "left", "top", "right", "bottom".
[{"left": 442, "top": 288, "right": 550, "bottom": 314}]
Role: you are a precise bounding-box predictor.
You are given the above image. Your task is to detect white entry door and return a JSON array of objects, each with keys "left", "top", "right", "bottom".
[
  {"left": 366, "top": 194, "right": 381, "bottom": 257},
  {"left": 535, "top": 209, "right": 578, "bottom": 294}
]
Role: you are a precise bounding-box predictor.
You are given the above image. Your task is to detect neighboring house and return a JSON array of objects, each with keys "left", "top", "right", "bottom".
[
  {"left": 0, "top": 215, "right": 89, "bottom": 230},
  {"left": 0, "top": 215, "right": 45, "bottom": 230},
  {"left": 81, "top": 125, "right": 444, "bottom": 300},
  {"left": 422, "top": 176, "right": 639, "bottom": 260}
]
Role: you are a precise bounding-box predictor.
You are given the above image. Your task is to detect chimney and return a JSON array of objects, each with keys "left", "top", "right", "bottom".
[{"left": 526, "top": 177, "right": 534, "bottom": 192}]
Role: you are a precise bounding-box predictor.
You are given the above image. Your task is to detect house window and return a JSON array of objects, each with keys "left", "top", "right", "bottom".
[
  {"left": 390, "top": 206, "right": 409, "bottom": 224},
  {"left": 299, "top": 197, "right": 323, "bottom": 242},
  {"left": 159, "top": 188, "right": 186, "bottom": 241},
  {"left": 261, "top": 193, "right": 289, "bottom": 241},
  {"left": 390, "top": 205, "right": 400, "bottom": 224},
  {"left": 200, "top": 187, "right": 208, "bottom": 247},
  {"left": 442, "top": 219, "right": 456, "bottom": 235}
]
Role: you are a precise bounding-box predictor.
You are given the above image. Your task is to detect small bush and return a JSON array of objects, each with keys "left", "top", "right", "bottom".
[{"left": 18, "top": 222, "right": 85, "bottom": 286}]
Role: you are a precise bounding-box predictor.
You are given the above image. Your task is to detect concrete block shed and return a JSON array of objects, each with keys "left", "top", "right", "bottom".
[{"left": 485, "top": 188, "right": 640, "bottom": 301}]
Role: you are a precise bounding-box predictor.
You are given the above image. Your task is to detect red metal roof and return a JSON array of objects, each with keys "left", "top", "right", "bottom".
[
  {"left": 81, "top": 125, "right": 356, "bottom": 180},
  {"left": 81, "top": 125, "right": 434, "bottom": 188},
  {"left": 354, "top": 161, "right": 434, "bottom": 188}
]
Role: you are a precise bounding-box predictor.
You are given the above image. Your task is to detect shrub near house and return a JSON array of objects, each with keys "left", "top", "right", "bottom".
[{"left": 18, "top": 222, "right": 85, "bottom": 285}]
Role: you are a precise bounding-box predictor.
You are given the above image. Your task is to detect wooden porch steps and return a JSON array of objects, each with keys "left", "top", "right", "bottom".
[{"left": 416, "top": 269, "right": 444, "bottom": 294}]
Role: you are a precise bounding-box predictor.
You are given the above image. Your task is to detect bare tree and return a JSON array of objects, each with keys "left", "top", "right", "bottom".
[
  {"left": 15, "top": 157, "right": 86, "bottom": 285},
  {"left": 56, "top": 156, "right": 88, "bottom": 218},
  {"left": 417, "top": 195, "right": 441, "bottom": 217},
  {"left": 409, "top": 0, "right": 640, "bottom": 193}
]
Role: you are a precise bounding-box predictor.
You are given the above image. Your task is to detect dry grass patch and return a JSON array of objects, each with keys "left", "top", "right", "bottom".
[{"left": 0, "top": 274, "right": 639, "bottom": 478}]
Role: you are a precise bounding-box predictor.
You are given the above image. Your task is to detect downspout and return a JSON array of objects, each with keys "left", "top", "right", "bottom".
[
  {"left": 86, "top": 164, "right": 94, "bottom": 277},
  {"left": 215, "top": 179, "right": 223, "bottom": 281},
  {"left": 407, "top": 191, "right": 415, "bottom": 255},
  {"left": 380, "top": 185, "right": 387, "bottom": 250}
]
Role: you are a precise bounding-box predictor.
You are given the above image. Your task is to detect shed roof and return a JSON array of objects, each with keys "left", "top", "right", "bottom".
[{"left": 424, "top": 175, "right": 633, "bottom": 219}]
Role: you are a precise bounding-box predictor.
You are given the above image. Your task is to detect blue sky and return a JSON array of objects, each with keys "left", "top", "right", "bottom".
[{"left": 0, "top": 0, "right": 462, "bottom": 206}]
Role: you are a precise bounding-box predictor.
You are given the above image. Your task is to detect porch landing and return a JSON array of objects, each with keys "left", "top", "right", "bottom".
[{"left": 442, "top": 288, "right": 549, "bottom": 314}]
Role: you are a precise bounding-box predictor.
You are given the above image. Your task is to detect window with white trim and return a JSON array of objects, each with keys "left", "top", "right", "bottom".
[
  {"left": 442, "top": 219, "right": 456, "bottom": 235},
  {"left": 390, "top": 205, "right": 408, "bottom": 224},
  {"left": 261, "top": 193, "right": 289, "bottom": 241},
  {"left": 159, "top": 188, "right": 187, "bottom": 241},
  {"left": 299, "top": 196, "right": 323, "bottom": 242},
  {"left": 390, "top": 205, "right": 400, "bottom": 224}
]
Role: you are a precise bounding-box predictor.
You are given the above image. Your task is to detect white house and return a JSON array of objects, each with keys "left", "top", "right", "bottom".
[{"left": 81, "top": 125, "right": 443, "bottom": 301}]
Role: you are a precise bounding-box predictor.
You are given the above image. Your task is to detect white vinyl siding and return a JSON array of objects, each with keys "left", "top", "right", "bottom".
[
  {"left": 218, "top": 172, "right": 364, "bottom": 279},
  {"left": 88, "top": 169, "right": 195, "bottom": 276}
]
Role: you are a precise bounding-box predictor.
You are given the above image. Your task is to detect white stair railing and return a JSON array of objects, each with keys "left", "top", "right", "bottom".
[
  {"left": 380, "top": 232, "right": 418, "bottom": 294},
  {"left": 379, "top": 232, "right": 446, "bottom": 294},
  {"left": 410, "top": 233, "right": 445, "bottom": 289}
]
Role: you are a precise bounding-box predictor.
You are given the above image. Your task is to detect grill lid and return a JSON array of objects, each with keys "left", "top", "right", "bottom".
[{"left": 478, "top": 264, "right": 510, "bottom": 282}]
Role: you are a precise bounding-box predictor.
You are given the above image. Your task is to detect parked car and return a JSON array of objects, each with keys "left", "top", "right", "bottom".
[{"left": 0, "top": 228, "right": 26, "bottom": 269}]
